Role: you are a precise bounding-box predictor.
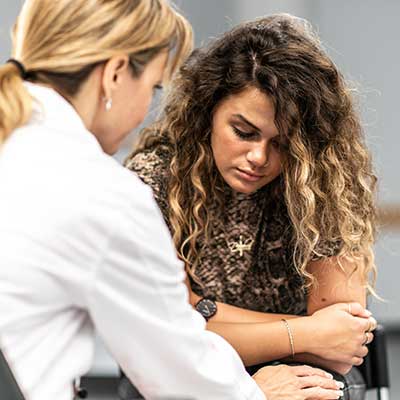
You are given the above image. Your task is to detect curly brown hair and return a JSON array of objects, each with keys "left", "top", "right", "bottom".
[{"left": 133, "top": 13, "right": 377, "bottom": 293}]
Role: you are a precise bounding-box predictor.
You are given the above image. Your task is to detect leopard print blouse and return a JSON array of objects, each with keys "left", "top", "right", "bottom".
[{"left": 125, "top": 143, "right": 339, "bottom": 316}]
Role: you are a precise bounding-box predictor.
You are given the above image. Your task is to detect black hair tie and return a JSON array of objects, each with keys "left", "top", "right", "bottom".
[{"left": 6, "top": 58, "right": 28, "bottom": 79}]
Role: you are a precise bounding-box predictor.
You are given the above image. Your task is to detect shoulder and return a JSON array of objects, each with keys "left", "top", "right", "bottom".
[
  {"left": 124, "top": 144, "right": 172, "bottom": 221},
  {"left": 125, "top": 144, "right": 171, "bottom": 189}
]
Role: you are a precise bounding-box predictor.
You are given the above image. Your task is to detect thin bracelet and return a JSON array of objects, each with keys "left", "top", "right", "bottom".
[{"left": 281, "top": 319, "right": 295, "bottom": 359}]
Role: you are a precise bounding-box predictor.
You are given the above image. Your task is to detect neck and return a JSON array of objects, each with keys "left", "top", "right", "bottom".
[{"left": 67, "top": 68, "right": 102, "bottom": 134}]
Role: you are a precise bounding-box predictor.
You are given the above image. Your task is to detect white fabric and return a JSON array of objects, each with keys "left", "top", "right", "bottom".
[{"left": 0, "top": 83, "right": 265, "bottom": 400}]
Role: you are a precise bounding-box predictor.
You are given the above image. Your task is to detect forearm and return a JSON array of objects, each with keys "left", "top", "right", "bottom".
[
  {"left": 211, "top": 303, "right": 297, "bottom": 323},
  {"left": 189, "top": 290, "right": 297, "bottom": 323},
  {"left": 207, "top": 317, "right": 312, "bottom": 366}
]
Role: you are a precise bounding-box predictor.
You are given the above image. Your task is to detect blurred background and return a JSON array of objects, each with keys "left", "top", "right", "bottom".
[{"left": 1, "top": 1, "right": 399, "bottom": 399}]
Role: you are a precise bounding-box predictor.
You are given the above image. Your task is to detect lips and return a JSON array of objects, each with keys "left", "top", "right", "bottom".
[{"left": 236, "top": 168, "right": 264, "bottom": 182}]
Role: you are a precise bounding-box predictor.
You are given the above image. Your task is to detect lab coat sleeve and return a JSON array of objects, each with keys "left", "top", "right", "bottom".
[{"left": 86, "top": 184, "right": 266, "bottom": 400}]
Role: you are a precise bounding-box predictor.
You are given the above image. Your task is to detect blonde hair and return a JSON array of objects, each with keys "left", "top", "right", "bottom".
[
  {"left": 0, "top": 0, "right": 193, "bottom": 145},
  {"left": 135, "top": 14, "right": 378, "bottom": 295}
]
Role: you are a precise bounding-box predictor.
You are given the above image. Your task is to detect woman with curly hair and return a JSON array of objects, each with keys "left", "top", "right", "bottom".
[{"left": 121, "top": 13, "right": 377, "bottom": 400}]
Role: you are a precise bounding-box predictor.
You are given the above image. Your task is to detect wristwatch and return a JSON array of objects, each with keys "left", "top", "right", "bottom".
[{"left": 195, "top": 297, "right": 218, "bottom": 321}]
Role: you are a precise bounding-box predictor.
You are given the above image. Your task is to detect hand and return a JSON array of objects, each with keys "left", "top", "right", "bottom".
[
  {"left": 294, "top": 353, "right": 353, "bottom": 376},
  {"left": 253, "top": 364, "right": 344, "bottom": 400},
  {"left": 307, "top": 302, "right": 376, "bottom": 366}
]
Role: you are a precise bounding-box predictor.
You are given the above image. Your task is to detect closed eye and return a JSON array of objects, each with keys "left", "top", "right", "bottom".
[
  {"left": 232, "top": 125, "right": 286, "bottom": 151},
  {"left": 232, "top": 126, "right": 258, "bottom": 141}
]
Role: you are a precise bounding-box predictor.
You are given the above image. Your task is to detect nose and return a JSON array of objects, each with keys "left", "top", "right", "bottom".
[{"left": 246, "top": 141, "right": 269, "bottom": 168}]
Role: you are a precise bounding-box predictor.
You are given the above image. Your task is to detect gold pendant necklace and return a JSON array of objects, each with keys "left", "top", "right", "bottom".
[{"left": 228, "top": 235, "right": 254, "bottom": 257}]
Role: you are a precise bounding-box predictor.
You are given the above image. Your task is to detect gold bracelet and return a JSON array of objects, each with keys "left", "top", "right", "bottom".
[{"left": 281, "top": 319, "right": 295, "bottom": 359}]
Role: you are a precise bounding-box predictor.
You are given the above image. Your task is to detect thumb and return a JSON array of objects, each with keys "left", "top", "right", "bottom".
[{"left": 346, "top": 302, "right": 372, "bottom": 318}]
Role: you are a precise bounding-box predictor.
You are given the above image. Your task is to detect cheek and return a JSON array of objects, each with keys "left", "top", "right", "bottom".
[
  {"left": 270, "top": 152, "right": 283, "bottom": 175},
  {"left": 138, "top": 91, "right": 153, "bottom": 120},
  {"left": 128, "top": 89, "right": 152, "bottom": 128},
  {"left": 212, "top": 128, "right": 244, "bottom": 169}
]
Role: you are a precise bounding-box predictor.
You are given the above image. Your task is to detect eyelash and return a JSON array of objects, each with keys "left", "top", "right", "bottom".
[
  {"left": 232, "top": 126, "right": 257, "bottom": 140},
  {"left": 232, "top": 126, "right": 281, "bottom": 148},
  {"left": 153, "top": 84, "right": 163, "bottom": 94}
]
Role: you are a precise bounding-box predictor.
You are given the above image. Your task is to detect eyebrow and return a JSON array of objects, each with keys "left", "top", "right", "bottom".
[{"left": 232, "top": 114, "right": 261, "bottom": 132}]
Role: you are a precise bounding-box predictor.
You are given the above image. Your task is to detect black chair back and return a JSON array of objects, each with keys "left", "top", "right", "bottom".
[
  {"left": 359, "top": 324, "right": 390, "bottom": 390},
  {"left": 0, "top": 348, "right": 25, "bottom": 400}
]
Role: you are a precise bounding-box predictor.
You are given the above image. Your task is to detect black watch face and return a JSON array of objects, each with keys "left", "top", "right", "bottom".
[{"left": 196, "top": 298, "right": 217, "bottom": 320}]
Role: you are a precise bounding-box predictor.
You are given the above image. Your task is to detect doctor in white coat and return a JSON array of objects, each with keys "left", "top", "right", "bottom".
[{"left": 0, "top": 1, "right": 348, "bottom": 399}]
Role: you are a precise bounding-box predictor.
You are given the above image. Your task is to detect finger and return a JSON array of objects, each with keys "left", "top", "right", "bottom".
[
  {"left": 355, "top": 345, "right": 369, "bottom": 358},
  {"left": 351, "top": 356, "right": 364, "bottom": 366},
  {"left": 368, "top": 331, "right": 374, "bottom": 344},
  {"left": 299, "top": 375, "right": 344, "bottom": 390},
  {"left": 346, "top": 302, "right": 372, "bottom": 318},
  {"left": 302, "top": 386, "right": 343, "bottom": 399},
  {"left": 364, "top": 318, "right": 372, "bottom": 332},
  {"left": 368, "top": 317, "right": 378, "bottom": 332},
  {"left": 354, "top": 316, "right": 372, "bottom": 332},
  {"left": 362, "top": 331, "right": 369, "bottom": 345},
  {"left": 360, "top": 331, "right": 374, "bottom": 347},
  {"left": 290, "top": 365, "right": 333, "bottom": 379}
]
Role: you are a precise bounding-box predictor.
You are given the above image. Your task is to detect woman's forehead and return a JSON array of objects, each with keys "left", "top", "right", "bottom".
[{"left": 216, "top": 87, "right": 278, "bottom": 133}]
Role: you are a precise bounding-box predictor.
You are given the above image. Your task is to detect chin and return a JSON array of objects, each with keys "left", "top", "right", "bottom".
[
  {"left": 101, "top": 141, "right": 120, "bottom": 155},
  {"left": 229, "top": 181, "right": 260, "bottom": 195}
]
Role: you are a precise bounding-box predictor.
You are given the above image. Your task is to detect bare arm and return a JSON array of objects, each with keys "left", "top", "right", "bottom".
[
  {"left": 185, "top": 277, "right": 302, "bottom": 365},
  {"left": 292, "top": 256, "right": 370, "bottom": 374},
  {"left": 207, "top": 319, "right": 304, "bottom": 366},
  {"left": 306, "top": 256, "right": 367, "bottom": 314},
  {"left": 188, "top": 284, "right": 297, "bottom": 323},
  {"left": 186, "top": 276, "right": 373, "bottom": 368}
]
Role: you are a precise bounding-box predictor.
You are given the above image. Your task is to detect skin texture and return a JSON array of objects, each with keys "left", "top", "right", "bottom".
[
  {"left": 211, "top": 86, "right": 282, "bottom": 195},
  {"left": 71, "top": 52, "right": 167, "bottom": 155},
  {"left": 253, "top": 364, "right": 345, "bottom": 400}
]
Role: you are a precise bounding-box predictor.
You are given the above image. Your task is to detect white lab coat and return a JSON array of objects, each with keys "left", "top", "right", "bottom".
[{"left": 0, "top": 83, "right": 265, "bottom": 400}]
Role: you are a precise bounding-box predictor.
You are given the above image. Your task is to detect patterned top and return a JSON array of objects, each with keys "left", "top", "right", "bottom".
[{"left": 125, "top": 143, "right": 337, "bottom": 316}]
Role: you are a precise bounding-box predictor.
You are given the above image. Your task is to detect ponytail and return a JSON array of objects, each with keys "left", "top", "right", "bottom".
[{"left": 0, "top": 62, "right": 33, "bottom": 146}]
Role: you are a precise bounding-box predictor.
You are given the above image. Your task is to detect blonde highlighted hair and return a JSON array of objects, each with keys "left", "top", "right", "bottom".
[
  {"left": 0, "top": 0, "right": 192, "bottom": 145},
  {"left": 135, "top": 14, "right": 378, "bottom": 294}
]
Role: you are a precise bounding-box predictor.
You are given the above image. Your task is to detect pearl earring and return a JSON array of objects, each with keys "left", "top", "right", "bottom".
[{"left": 105, "top": 98, "right": 112, "bottom": 111}]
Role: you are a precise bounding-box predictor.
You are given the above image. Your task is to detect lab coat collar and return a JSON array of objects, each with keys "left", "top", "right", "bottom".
[{"left": 24, "top": 82, "right": 103, "bottom": 151}]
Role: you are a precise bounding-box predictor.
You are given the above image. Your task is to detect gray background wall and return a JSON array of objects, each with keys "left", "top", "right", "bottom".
[{"left": 1, "top": 0, "right": 399, "bottom": 382}]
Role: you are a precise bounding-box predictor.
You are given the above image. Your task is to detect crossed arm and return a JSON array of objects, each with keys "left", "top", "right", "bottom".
[{"left": 188, "top": 256, "right": 373, "bottom": 374}]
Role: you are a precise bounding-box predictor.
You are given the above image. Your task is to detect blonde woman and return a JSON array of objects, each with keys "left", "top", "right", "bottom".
[{"left": 124, "top": 14, "right": 378, "bottom": 400}]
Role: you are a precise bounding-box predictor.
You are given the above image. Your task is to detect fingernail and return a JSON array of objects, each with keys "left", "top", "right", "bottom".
[
  {"left": 325, "top": 372, "right": 333, "bottom": 379},
  {"left": 337, "top": 390, "right": 344, "bottom": 397},
  {"left": 366, "top": 310, "right": 372, "bottom": 316},
  {"left": 335, "top": 380, "right": 345, "bottom": 389}
]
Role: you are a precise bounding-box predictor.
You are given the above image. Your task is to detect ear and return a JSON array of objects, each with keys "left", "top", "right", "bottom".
[{"left": 101, "top": 55, "right": 130, "bottom": 100}]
